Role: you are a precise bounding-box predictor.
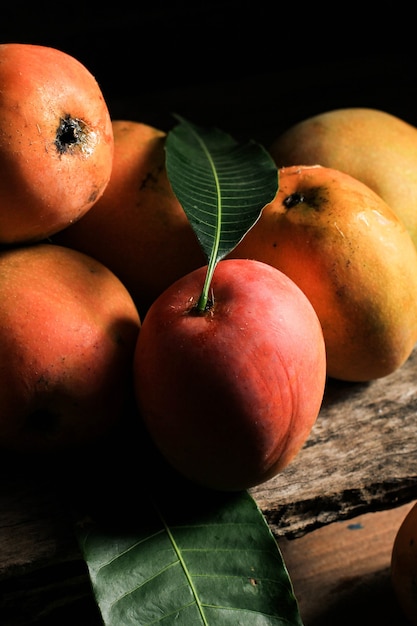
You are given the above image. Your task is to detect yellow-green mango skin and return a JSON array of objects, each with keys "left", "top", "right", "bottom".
[{"left": 269, "top": 107, "right": 417, "bottom": 249}]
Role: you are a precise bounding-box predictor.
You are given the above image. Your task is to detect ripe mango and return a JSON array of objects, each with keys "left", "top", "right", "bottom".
[{"left": 229, "top": 165, "right": 417, "bottom": 382}]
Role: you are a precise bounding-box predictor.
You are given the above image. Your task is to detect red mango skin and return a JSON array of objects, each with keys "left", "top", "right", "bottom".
[
  {"left": 0, "top": 244, "right": 140, "bottom": 453},
  {"left": 134, "top": 259, "right": 326, "bottom": 491},
  {"left": 0, "top": 43, "right": 114, "bottom": 244}
]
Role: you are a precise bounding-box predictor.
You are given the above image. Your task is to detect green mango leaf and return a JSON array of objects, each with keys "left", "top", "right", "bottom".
[
  {"left": 76, "top": 488, "right": 303, "bottom": 626},
  {"left": 165, "top": 115, "right": 278, "bottom": 310}
]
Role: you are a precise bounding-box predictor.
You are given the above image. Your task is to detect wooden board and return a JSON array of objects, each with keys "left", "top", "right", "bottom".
[{"left": 279, "top": 501, "right": 416, "bottom": 626}]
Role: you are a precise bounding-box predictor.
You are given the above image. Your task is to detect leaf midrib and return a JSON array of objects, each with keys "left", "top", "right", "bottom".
[{"left": 155, "top": 502, "right": 209, "bottom": 626}]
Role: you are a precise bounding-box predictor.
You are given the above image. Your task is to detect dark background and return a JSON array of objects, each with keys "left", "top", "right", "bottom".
[{"left": 1, "top": 2, "right": 416, "bottom": 146}]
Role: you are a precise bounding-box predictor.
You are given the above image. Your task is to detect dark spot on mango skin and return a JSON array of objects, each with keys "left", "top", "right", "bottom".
[
  {"left": 283, "top": 192, "right": 305, "bottom": 208},
  {"left": 55, "top": 115, "right": 96, "bottom": 157},
  {"left": 283, "top": 186, "right": 329, "bottom": 211}
]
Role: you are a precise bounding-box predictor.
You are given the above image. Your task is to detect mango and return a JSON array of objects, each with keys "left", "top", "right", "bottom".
[{"left": 229, "top": 165, "right": 417, "bottom": 382}]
